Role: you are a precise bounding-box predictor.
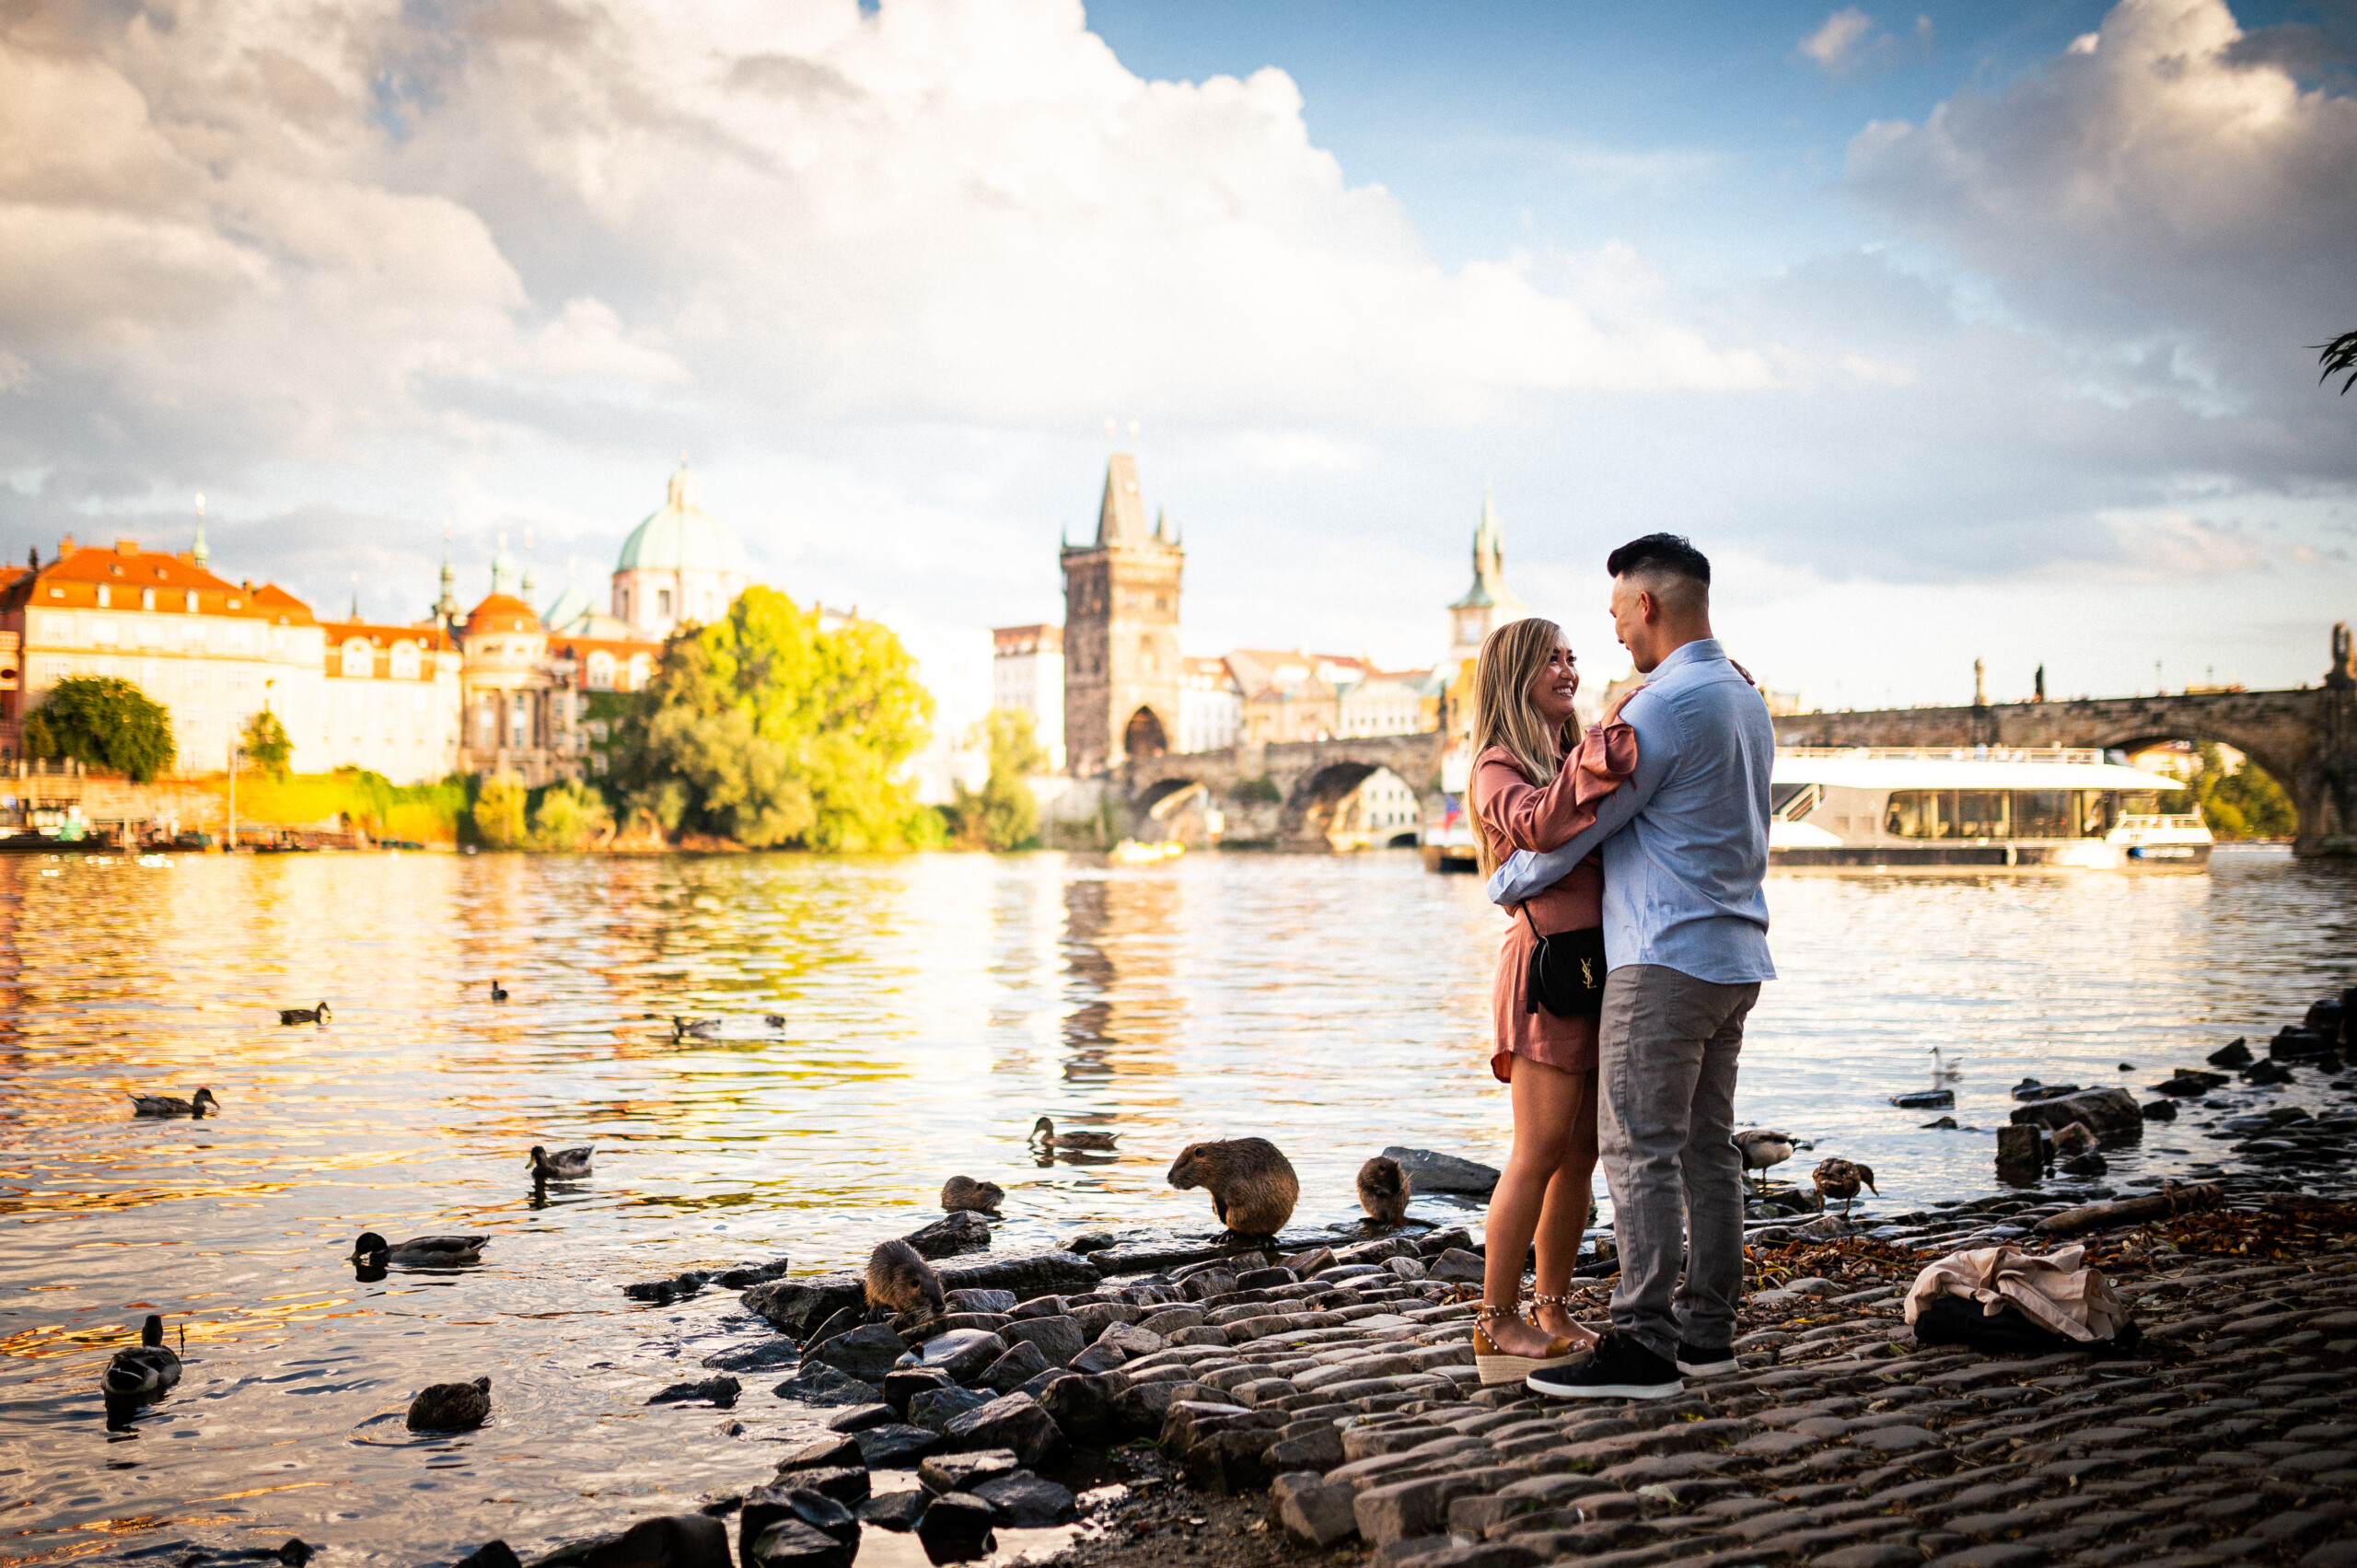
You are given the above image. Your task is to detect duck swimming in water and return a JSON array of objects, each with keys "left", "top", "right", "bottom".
[
  {"left": 671, "top": 1016, "right": 721, "bottom": 1041},
  {"left": 349, "top": 1232, "right": 489, "bottom": 1268},
  {"left": 1029, "top": 1116, "right": 1120, "bottom": 1151},
  {"left": 130, "top": 1087, "right": 219, "bottom": 1118},
  {"left": 490, "top": 979, "right": 509, "bottom": 1003},
  {"left": 278, "top": 1003, "right": 331, "bottom": 1026},
  {"left": 103, "top": 1315, "right": 181, "bottom": 1403},
  {"left": 527, "top": 1144, "right": 593, "bottom": 1180}
]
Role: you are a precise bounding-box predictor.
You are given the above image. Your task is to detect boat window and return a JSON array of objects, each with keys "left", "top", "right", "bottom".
[
  {"left": 1771, "top": 783, "right": 1811, "bottom": 816},
  {"left": 2078, "top": 791, "right": 2112, "bottom": 837},
  {"left": 1956, "top": 791, "right": 2009, "bottom": 839},
  {"left": 2014, "top": 790, "right": 2074, "bottom": 838},
  {"left": 2118, "top": 790, "right": 2163, "bottom": 818},
  {"left": 1884, "top": 790, "right": 1953, "bottom": 839}
]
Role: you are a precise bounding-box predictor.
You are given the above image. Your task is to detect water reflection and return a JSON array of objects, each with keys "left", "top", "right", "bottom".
[{"left": 0, "top": 846, "right": 2350, "bottom": 1562}]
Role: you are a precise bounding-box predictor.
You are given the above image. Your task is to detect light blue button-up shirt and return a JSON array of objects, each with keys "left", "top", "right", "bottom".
[{"left": 1487, "top": 637, "right": 1776, "bottom": 985}]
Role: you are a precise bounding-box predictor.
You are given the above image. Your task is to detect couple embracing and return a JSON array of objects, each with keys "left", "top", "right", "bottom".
[{"left": 1465, "top": 533, "right": 1775, "bottom": 1401}]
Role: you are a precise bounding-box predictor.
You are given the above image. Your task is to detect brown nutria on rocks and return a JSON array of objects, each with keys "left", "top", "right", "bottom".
[
  {"left": 1356, "top": 1155, "right": 1410, "bottom": 1225},
  {"left": 940, "top": 1175, "right": 1005, "bottom": 1214},
  {"left": 865, "top": 1237, "right": 946, "bottom": 1319},
  {"left": 1167, "top": 1138, "right": 1299, "bottom": 1237}
]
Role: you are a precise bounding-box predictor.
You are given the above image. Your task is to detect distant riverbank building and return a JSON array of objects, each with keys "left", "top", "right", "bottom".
[{"left": 1061, "top": 453, "right": 1183, "bottom": 775}]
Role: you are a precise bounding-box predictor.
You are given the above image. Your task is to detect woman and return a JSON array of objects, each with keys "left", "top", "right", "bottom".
[{"left": 1467, "top": 616, "right": 1635, "bottom": 1385}]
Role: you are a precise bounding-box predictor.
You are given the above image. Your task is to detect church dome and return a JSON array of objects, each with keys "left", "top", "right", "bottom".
[
  {"left": 617, "top": 461, "right": 751, "bottom": 575},
  {"left": 465, "top": 593, "right": 541, "bottom": 635}
]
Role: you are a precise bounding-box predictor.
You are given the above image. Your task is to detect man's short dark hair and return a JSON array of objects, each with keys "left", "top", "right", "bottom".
[{"left": 1606, "top": 533, "right": 1710, "bottom": 586}]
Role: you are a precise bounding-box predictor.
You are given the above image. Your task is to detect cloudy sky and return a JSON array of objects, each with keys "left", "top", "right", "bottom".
[{"left": 3, "top": 0, "right": 2352, "bottom": 709}]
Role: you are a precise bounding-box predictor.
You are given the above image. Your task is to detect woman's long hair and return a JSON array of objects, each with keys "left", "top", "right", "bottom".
[{"left": 1470, "top": 617, "right": 1580, "bottom": 877}]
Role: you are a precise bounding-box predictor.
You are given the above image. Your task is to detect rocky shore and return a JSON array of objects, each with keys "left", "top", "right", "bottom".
[{"left": 411, "top": 985, "right": 2357, "bottom": 1568}]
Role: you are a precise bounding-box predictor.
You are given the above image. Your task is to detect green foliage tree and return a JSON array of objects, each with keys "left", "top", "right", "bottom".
[
  {"left": 528, "top": 779, "right": 615, "bottom": 851},
  {"left": 946, "top": 707, "right": 1049, "bottom": 850},
  {"left": 243, "top": 709, "right": 293, "bottom": 780},
  {"left": 2319, "top": 328, "right": 2357, "bottom": 395},
  {"left": 22, "top": 710, "right": 55, "bottom": 761},
  {"left": 611, "top": 587, "right": 937, "bottom": 850},
  {"left": 2191, "top": 742, "right": 2296, "bottom": 841},
  {"left": 35, "top": 676, "right": 175, "bottom": 782},
  {"left": 473, "top": 773, "right": 528, "bottom": 850}
]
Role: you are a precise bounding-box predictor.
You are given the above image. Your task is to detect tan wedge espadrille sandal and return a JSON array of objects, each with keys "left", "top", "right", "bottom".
[{"left": 1471, "top": 1304, "right": 1587, "bottom": 1387}]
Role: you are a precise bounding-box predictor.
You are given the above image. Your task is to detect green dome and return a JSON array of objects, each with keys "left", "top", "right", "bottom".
[{"left": 616, "top": 462, "right": 751, "bottom": 575}]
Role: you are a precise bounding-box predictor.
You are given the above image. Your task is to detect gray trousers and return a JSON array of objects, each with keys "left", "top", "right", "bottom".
[{"left": 1596, "top": 963, "right": 1759, "bottom": 1359}]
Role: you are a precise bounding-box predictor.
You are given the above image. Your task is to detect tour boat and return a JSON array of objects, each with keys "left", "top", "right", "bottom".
[
  {"left": 1769, "top": 747, "right": 2211, "bottom": 871},
  {"left": 1110, "top": 838, "right": 1185, "bottom": 865}
]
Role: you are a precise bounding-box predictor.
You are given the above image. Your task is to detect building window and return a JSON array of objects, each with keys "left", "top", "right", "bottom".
[
  {"left": 97, "top": 587, "right": 110, "bottom": 608},
  {"left": 185, "top": 590, "right": 199, "bottom": 612},
  {"left": 511, "top": 692, "right": 529, "bottom": 749},
  {"left": 658, "top": 588, "right": 673, "bottom": 619},
  {"left": 141, "top": 588, "right": 156, "bottom": 610},
  {"left": 389, "top": 643, "right": 420, "bottom": 679},
  {"left": 343, "top": 641, "right": 373, "bottom": 678}
]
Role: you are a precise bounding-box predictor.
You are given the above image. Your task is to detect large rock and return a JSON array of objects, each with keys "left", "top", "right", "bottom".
[
  {"left": 1270, "top": 1473, "right": 1358, "bottom": 1549},
  {"left": 857, "top": 1491, "right": 930, "bottom": 1531},
  {"left": 2008, "top": 1087, "right": 2142, "bottom": 1144},
  {"left": 853, "top": 1423, "right": 945, "bottom": 1468},
  {"left": 980, "top": 1340, "right": 1052, "bottom": 1392},
  {"left": 772, "top": 1468, "right": 867, "bottom": 1508},
  {"left": 908, "top": 1386, "right": 996, "bottom": 1433},
  {"left": 919, "top": 1449, "right": 1022, "bottom": 1494},
  {"left": 773, "top": 1435, "right": 863, "bottom": 1473},
  {"left": 645, "top": 1376, "right": 738, "bottom": 1409},
  {"left": 881, "top": 1366, "right": 954, "bottom": 1414},
  {"left": 912, "top": 1329, "right": 1007, "bottom": 1384},
  {"left": 973, "top": 1470, "right": 1077, "bottom": 1527},
  {"left": 812, "top": 1324, "right": 905, "bottom": 1382},
  {"left": 1037, "top": 1369, "right": 1124, "bottom": 1446},
  {"left": 1380, "top": 1145, "right": 1501, "bottom": 1197},
  {"left": 912, "top": 1493, "right": 995, "bottom": 1563},
  {"left": 1425, "top": 1248, "right": 1485, "bottom": 1284},
  {"left": 739, "top": 1487, "right": 858, "bottom": 1568},
  {"left": 903, "top": 1212, "right": 993, "bottom": 1260},
  {"left": 744, "top": 1252, "right": 1099, "bottom": 1339},
  {"left": 737, "top": 1522, "right": 845, "bottom": 1568},
  {"left": 942, "top": 1393, "right": 1066, "bottom": 1466},
  {"left": 551, "top": 1516, "right": 729, "bottom": 1568},
  {"left": 769, "top": 1364, "right": 877, "bottom": 1408},
  {"left": 942, "top": 1288, "right": 1016, "bottom": 1314},
  {"left": 1000, "top": 1315, "right": 1086, "bottom": 1367}
]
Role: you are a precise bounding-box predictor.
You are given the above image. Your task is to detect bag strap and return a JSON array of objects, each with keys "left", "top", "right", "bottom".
[{"left": 1519, "top": 901, "right": 1543, "bottom": 1015}]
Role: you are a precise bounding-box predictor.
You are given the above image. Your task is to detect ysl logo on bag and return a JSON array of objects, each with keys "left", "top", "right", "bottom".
[{"left": 1580, "top": 957, "right": 1596, "bottom": 987}]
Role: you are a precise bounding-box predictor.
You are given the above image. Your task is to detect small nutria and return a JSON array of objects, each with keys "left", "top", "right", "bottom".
[
  {"left": 1167, "top": 1137, "right": 1299, "bottom": 1237},
  {"left": 1356, "top": 1156, "right": 1410, "bottom": 1225},
  {"left": 940, "top": 1175, "right": 1004, "bottom": 1214},
  {"left": 865, "top": 1237, "right": 946, "bottom": 1319},
  {"left": 407, "top": 1376, "right": 491, "bottom": 1432}
]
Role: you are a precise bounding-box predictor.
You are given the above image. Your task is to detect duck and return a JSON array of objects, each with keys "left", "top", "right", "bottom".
[
  {"left": 277, "top": 1002, "right": 331, "bottom": 1026},
  {"left": 940, "top": 1175, "right": 1004, "bottom": 1214},
  {"left": 763, "top": 1014, "right": 786, "bottom": 1029},
  {"left": 130, "top": 1086, "right": 219, "bottom": 1118},
  {"left": 407, "top": 1376, "right": 492, "bottom": 1432},
  {"left": 490, "top": 979, "right": 509, "bottom": 1003},
  {"left": 1029, "top": 1116, "right": 1120, "bottom": 1151},
  {"left": 1732, "top": 1128, "right": 1799, "bottom": 1188},
  {"left": 102, "top": 1314, "right": 181, "bottom": 1403},
  {"left": 349, "top": 1232, "right": 490, "bottom": 1268},
  {"left": 671, "top": 1016, "right": 722, "bottom": 1042},
  {"left": 527, "top": 1144, "right": 594, "bottom": 1180},
  {"left": 1812, "top": 1157, "right": 1877, "bottom": 1219}
]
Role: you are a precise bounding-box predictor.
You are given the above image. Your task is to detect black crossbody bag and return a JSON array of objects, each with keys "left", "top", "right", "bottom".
[{"left": 1520, "top": 903, "right": 1608, "bottom": 1018}]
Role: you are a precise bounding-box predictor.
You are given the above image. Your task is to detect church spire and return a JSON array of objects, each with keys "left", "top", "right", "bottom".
[
  {"left": 435, "top": 525, "right": 459, "bottom": 620},
  {"left": 1096, "top": 453, "right": 1150, "bottom": 547}
]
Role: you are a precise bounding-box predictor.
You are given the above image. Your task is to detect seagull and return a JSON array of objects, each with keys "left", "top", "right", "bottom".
[
  {"left": 1731, "top": 1128, "right": 1798, "bottom": 1189},
  {"left": 1929, "top": 1047, "right": 1964, "bottom": 1081},
  {"left": 1812, "top": 1157, "right": 1877, "bottom": 1220}
]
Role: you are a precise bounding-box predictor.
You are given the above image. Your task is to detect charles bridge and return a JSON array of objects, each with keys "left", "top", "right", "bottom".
[{"left": 1109, "top": 622, "right": 2357, "bottom": 855}]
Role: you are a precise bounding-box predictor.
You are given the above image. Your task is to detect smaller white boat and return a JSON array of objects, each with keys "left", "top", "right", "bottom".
[
  {"left": 1110, "top": 839, "right": 1184, "bottom": 865},
  {"left": 1770, "top": 747, "right": 2211, "bottom": 872}
]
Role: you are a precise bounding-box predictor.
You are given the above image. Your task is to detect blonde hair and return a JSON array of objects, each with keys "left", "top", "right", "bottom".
[{"left": 1471, "top": 617, "right": 1580, "bottom": 877}]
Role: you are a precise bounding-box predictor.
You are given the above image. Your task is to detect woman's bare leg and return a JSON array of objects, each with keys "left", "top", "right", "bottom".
[
  {"left": 1481, "top": 1057, "right": 1585, "bottom": 1357},
  {"left": 1531, "top": 1070, "right": 1600, "bottom": 1344}
]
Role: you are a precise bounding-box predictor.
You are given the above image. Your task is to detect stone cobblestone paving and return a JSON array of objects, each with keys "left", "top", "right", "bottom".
[{"left": 1041, "top": 1199, "right": 2357, "bottom": 1568}]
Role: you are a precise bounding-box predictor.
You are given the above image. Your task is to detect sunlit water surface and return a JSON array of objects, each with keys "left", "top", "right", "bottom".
[{"left": 2, "top": 846, "right": 2351, "bottom": 1564}]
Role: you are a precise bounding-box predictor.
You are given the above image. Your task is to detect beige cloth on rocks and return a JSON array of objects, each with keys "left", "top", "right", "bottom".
[{"left": 1903, "top": 1243, "right": 2131, "bottom": 1343}]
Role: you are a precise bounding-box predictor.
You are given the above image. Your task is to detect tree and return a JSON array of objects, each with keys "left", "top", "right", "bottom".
[
  {"left": 946, "top": 708, "right": 1048, "bottom": 850},
  {"left": 528, "top": 779, "right": 615, "bottom": 851},
  {"left": 472, "top": 773, "right": 528, "bottom": 849},
  {"left": 34, "top": 676, "right": 175, "bottom": 782},
  {"left": 610, "top": 587, "right": 938, "bottom": 850},
  {"left": 243, "top": 709, "right": 293, "bottom": 780},
  {"left": 2191, "top": 743, "right": 2296, "bottom": 841},
  {"left": 2320, "top": 329, "right": 2357, "bottom": 395}
]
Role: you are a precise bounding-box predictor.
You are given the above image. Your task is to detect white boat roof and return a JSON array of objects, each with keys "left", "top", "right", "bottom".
[{"left": 1773, "top": 748, "right": 2188, "bottom": 791}]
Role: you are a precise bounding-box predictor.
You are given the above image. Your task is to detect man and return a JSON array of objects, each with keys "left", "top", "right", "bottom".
[{"left": 1486, "top": 532, "right": 1774, "bottom": 1400}]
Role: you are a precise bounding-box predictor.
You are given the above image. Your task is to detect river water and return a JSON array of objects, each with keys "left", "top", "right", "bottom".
[{"left": 2, "top": 844, "right": 2351, "bottom": 1565}]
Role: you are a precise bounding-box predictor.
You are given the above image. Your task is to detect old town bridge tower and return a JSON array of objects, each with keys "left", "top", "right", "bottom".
[{"left": 1061, "top": 453, "right": 1182, "bottom": 776}]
